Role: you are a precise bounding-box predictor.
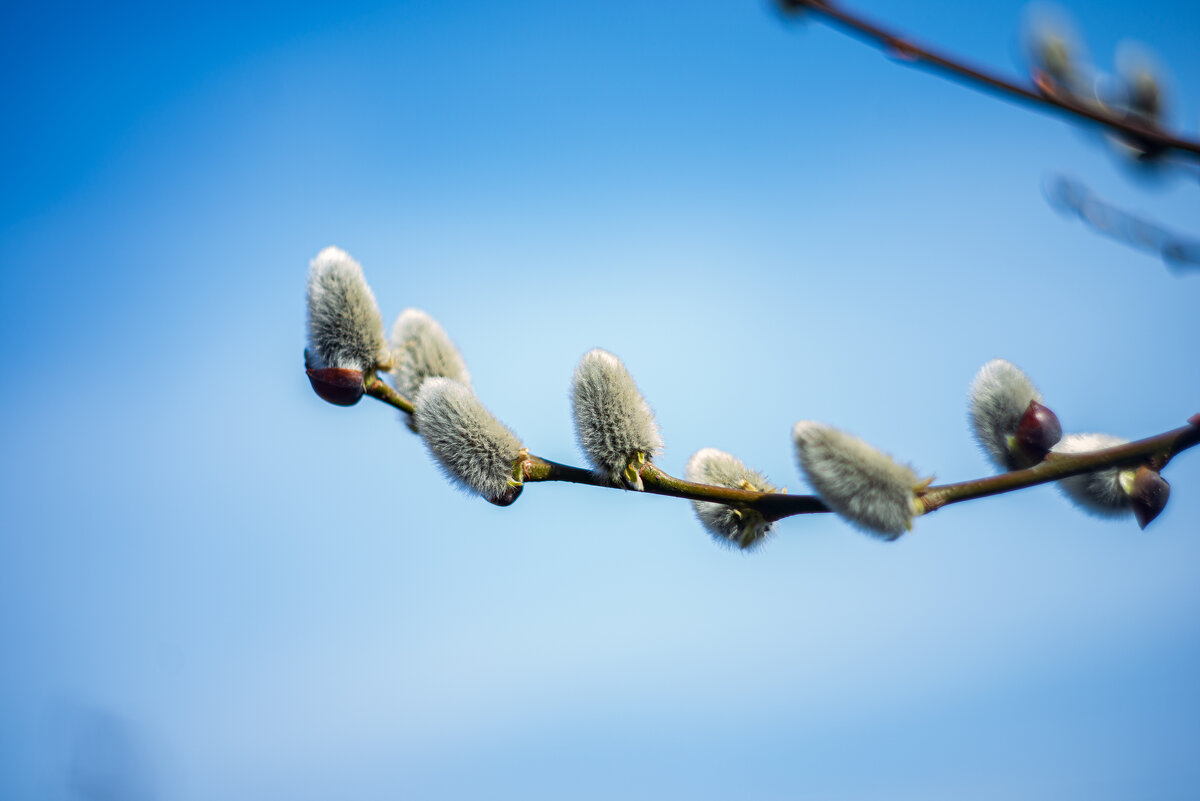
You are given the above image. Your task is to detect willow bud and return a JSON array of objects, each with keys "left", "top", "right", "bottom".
[
  {"left": 304, "top": 246, "right": 388, "bottom": 405},
  {"left": 570, "top": 349, "right": 663, "bottom": 490},
  {"left": 1014, "top": 400, "right": 1063, "bottom": 465},
  {"left": 685, "top": 448, "right": 779, "bottom": 551},
  {"left": 305, "top": 366, "right": 365, "bottom": 407},
  {"left": 413, "top": 378, "right": 525, "bottom": 505},
  {"left": 792, "top": 422, "right": 924, "bottom": 540},
  {"left": 1023, "top": 7, "right": 1085, "bottom": 97},
  {"left": 968, "top": 359, "right": 1059, "bottom": 470},
  {"left": 1052, "top": 433, "right": 1133, "bottom": 517},
  {"left": 1128, "top": 466, "right": 1170, "bottom": 530},
  {"left": 389, "top": 308, "right": 471, "bottom": 430}
]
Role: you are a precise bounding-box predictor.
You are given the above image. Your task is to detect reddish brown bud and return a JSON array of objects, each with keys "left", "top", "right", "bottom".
[
  {"left": 1013, "top": 400, "right": 1063, "bottom": 464},
  {"left": 1129, "top": 466, "right": 1170, "bottom": 530},
  {"left": 885, "top": 40, "right": 918, "bottom": 63},
  {"left": 1033, "top": 69, "right": 1062, "bottom": 99},
  {"left": 306, "top": 367, "right": 365, "bottom": 406},
  {"left": 486, "top": 483, "right": 524, "bottom": 507}
]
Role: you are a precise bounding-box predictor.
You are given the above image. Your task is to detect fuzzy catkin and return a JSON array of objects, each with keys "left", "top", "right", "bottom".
[
  {"left": 413, "top": 378, "right": 524, "bottom": 502},
  {"left": 570, "top": 349, "right": 663, "bottom": 488},
  {"left": 685, "top": 448, "right": 777, "bottom": 550},
  {"left": 305, "top": 246, "right": 387, "bottom": 372},
  {"left": 389, "top": 308, "right": 471, "bottom": 403},
  {"left": 968, "top": 359, "right": 1042, "bottom": 470},
  {"left": 792, "top": 422, "right": 920, "bottom": 539},
  {"left": 1051, "top": 433, "right": 1133, "bottom": 517}
]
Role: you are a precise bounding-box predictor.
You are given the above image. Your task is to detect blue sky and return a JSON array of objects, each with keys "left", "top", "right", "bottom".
[{"left": 2, "top": 1, "right": 1200, "bottom": 798}]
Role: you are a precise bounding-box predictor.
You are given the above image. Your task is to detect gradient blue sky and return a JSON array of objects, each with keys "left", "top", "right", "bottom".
[{"left": 3, "top": 1, "right": 1200, "bottom": 799}]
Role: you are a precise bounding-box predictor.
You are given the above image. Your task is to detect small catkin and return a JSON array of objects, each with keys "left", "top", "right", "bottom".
[
  {"left": 1051, "top": 433, "right": 1133, "bottom": 517},
  {"left": 969, "top": 358, "right": 1047, "bottom": 471},
  {"left": 685, "top": 448, "right": 778, "bottom": 550},
  {"left": 570, "top": 349, "right": 663, "bottom": 489},
  {"left": 1023, "top": 7, "right": 1083, "bottom": 93},
  {"left": 413, "top": 378, "right": 524, "bottom": 502},
  {"left": 305, "top": 246, "right": 387, "bottom": 372},
  {"left": 389, "top": 308, "right": 471, "bottom": 412},
  {"left": 1032, "top": 29, "right": 1076, "bottom": 89},
  {"left": 1116, "top": 44, "right": 1164, "bottom": 123},
  {"left": 792, "top": 421, "right": 921, "bottom": 539}
]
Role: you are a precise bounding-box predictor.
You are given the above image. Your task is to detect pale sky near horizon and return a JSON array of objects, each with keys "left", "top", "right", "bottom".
[{"left": 2, "top": 1, "right": 1200, "bottom": 798}]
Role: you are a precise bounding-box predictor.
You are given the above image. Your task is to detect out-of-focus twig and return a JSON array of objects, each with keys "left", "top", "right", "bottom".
[
  {"left": 1045, "top": 174, "right": 1200, "bottom": 271},
  {"left": 363, "top": 371, "right": 1200, "bottom": 526},
  {"left": 778, "top": 0, "right": 1200, "bottom": 162}
]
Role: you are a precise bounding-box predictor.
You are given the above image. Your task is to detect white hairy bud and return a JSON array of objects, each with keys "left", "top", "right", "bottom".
[
  {"left": 304, "top": 246, "right": 388, "bottom": 372},
  {"left": 570, "top": 349, "right": 663, "bottom": 490},
  {"left": 389, "top": 309, "right": 471, "bottom": 429},
  {"left": 792, "top": 422, "right": 923, "bottom": 539},
  {"left": 1051, "top": 433, "right": 1134, "bottom": 517},
  {"left": 685, "top": 448, "right": 779, "bottom": 551},
  {"left": 968, "top": 359, "right": 1053, "bottom": 470},
  {"left": 413, "top": 378, "right": 525, "bottom": 504}
]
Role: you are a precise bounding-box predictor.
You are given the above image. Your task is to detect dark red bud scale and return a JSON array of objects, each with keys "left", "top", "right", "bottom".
[
  {"left": 1033, "top": 70, "right": 1060, "bottom": 99},
  {"left": 306, "top": 367, "right": 365, "bottom": 406},
  {"left": 1014, "top": 400, "right": 1063, "bottom": 463},
  {"left": 486, "top": 483, "right": 524, "bottom": 507},
  {"left": 1130, "top": 466, "right": 1170, "bottom": 530}
]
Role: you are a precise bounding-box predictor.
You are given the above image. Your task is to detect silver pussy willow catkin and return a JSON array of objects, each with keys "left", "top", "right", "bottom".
[
  {"left": 1051, "top": 433, "right": 1133, "bottom": 516},
  {"left": 389, "top": 308, "right": 471, "bottom": 419},
  {"left": 304, "top": 246, "right": 387, "bottom": 372},
  {"left": 685, "top": 448, "right": 778, "bottom": 550},
  {"left": 792, "top": 422, "right": 921, "bottom": 539},
  {"left": 413, "top": 378, "right": 524, "bottom": 503},
  {"left": 968, "top": 358, "right": 1042, "bottom": 470},
  {"left": 570, "top": 349, "right": 663, "bottom": 490}
]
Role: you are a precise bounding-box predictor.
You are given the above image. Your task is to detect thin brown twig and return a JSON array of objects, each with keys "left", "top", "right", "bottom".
[
  {"left": 918, "top": 421, "right": 1200, "bottom": 513},
  {"left": 519, "top": 455, "right": 832, "bottom": 520},
  {"left": 779, "top": 0, "right": 1200, "bottom": 160}
]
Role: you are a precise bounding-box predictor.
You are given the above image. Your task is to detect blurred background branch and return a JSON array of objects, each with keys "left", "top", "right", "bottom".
[
  {"left": 778, "top": 0, "right": 1200, "bottom": 161},
  {"left": 1045, "top": 174, "right": 1200, "bottom": 270}
]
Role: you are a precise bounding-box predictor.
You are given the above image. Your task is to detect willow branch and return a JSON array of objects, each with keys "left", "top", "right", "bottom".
[
  {"left": 360, "top": 372, "right": 1199, "bottom": 526},
  {"left": 780, "top": 0, "right": 1200, "bottom": 160},
  {"left": 919, "top": 418, "right": 1200, "bottom": 513}
]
